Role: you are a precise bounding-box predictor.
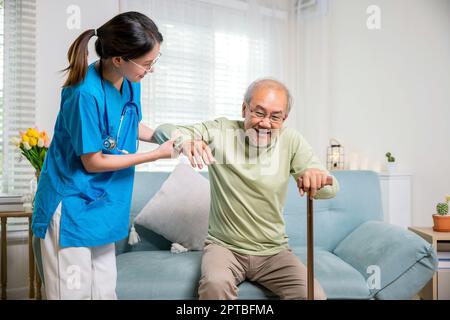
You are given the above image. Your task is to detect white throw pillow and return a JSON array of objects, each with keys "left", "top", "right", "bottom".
[{"left": 134, "top": 163, "right": 210, "bottom": 251}]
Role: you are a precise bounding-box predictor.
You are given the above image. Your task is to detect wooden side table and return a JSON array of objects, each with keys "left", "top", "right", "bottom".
[
  {"left": 1, "top": 210, "right": 41, "bottom": 300},
  {"left": 408, "top": 227, "right": 450, "bottom": 300}
]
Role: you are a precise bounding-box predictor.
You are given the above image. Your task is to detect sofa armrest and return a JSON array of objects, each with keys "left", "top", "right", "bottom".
[{"left": 333, "top": 221, "right": 438, "bottom": 299}]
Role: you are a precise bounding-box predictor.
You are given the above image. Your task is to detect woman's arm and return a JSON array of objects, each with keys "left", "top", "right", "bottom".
[
  {"left": 80, "top": 139, "right": 175, "bottom": 173},
  {"left": 138, "top": 123, "right": 155, "bottom": 143}
]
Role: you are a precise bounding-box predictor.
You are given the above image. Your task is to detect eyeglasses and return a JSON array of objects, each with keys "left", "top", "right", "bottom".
[
  {"left": 245, "top": 103, "right": 285, "bottom": 125},
  {"left": 128, "top": 52, "right": 162, "bottom": 72}
]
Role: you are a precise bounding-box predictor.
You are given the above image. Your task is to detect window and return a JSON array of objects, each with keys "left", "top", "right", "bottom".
[
  {"left": 1, "top": 0, "right": 37, "bottom": 195},
  {"left": 1, "top": 0, "right": 37, "bottom": 231},
  {"left": 0, "top": 0, "right": 4, "bottom": 188}
]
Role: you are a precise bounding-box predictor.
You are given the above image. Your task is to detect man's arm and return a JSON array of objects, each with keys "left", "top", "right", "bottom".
[
  {"left": 152, "top": 120, "right": 221, "bottom": 168},
  {"left": 290, "top": 132, "right": 340, "bottom": 199}
]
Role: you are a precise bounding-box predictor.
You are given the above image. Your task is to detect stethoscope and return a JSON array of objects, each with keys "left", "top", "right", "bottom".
[{"left": 99, "top": 60, "right": 140, "bottom": 154}]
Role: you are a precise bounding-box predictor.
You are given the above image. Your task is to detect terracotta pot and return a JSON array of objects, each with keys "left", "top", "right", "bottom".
[{"left": 432, "top": 214, "right": 450, "bottom": 232}]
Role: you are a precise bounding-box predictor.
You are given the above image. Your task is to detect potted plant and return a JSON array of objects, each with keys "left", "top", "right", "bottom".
[
  {"left": 385, "top": 152, "right": 397, "bottom": 173},
  {"left": 433, "top": 196, "right": 450, "bottom": 232}
]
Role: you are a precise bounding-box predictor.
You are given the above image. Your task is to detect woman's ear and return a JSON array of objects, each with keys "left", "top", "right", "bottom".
[{"left": 111, "top": 56, "right": 122, "bottom": 68}]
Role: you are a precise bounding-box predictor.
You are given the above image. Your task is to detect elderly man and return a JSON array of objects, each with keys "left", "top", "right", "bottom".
[{"left": 153, "top": 78, "right": 339, "bottom": 300}]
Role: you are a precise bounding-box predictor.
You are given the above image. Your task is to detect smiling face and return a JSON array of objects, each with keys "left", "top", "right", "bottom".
[
  {"left": 115, "top": 42, "right": 161, "bottom": 82},
  {"left": 242, "top": 83, "right": 288, "bottom": 147}
]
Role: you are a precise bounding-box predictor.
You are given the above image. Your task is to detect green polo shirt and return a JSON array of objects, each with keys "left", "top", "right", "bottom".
[{"left": 154, "top": 117, "right": 339, "bottom": 255}]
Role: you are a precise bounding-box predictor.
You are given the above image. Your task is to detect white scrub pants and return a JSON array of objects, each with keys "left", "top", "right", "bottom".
[{"left": 40, "top": 203, "right": 117, "bottom": 300}]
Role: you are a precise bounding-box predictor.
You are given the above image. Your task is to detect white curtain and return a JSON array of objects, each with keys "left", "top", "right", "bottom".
[
  {"left": 292, "top": 0, "right": 332, "bottom": 163},
  {"left": 119, "top": 0, "right": 291, "bottom": 170}
]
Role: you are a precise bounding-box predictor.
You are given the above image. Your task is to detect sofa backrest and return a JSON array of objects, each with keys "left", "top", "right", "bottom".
[
  {"left": 283, "top": 170, "right": 383, "bottom": 251},
  {"left": 116, "top": 170, "right": 383, "bottom": 255}
]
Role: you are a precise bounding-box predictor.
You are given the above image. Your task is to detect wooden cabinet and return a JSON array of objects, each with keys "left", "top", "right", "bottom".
[{"left": 408, "top": 227, "right": 450, "bottom": 300}]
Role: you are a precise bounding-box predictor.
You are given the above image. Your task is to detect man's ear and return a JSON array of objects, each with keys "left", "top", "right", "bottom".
[{"left": 241, "top": 103, "right": 246, "bottom": 118}]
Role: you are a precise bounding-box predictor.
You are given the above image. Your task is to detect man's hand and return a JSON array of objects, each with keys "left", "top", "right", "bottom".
[
  {"left": 297, "top": 169, "right": 333, "bottom": 199},
  {"left": 179, "top": 140, "right": 216, "bottom": 169}
]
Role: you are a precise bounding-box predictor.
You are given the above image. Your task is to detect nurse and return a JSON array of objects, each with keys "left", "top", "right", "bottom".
[{"left": 31, "top": 12, "right": 190, "bottom": 299}]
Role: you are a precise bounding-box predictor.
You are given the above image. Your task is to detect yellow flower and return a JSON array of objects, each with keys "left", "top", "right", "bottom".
[
  {"left": 27, "top": 128, "right": 39, "bottom": 138},
  {"left": 29, "top": 137, "right": 38, "bottom": 147},
  {"left": 21, "top": 134, "right": 30, "bottom": 143}
]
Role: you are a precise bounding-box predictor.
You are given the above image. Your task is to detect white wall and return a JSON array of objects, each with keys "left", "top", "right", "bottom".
[
  {"left": 325, "top": 0, "right": 450, "bottom": 226},
  {"left": 36, "top": 0, "right": 119, "bottom": 135}
]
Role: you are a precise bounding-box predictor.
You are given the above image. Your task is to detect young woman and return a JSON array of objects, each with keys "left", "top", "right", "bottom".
[{"left": 32, "top": 11, "right": 176, "bottom": 300}]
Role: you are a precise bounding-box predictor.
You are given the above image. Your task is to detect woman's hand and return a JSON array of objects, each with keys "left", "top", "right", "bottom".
[{"left": 154, "top": 139, "right": 177, "bottom": 159}]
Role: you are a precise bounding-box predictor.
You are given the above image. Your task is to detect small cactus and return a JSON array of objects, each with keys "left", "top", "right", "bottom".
[
  {"left": 385, "top": 152, "right": 395, "bottom": 162},
  {"left": 437, "top": 203, "right": 449, "bottom": 216}
]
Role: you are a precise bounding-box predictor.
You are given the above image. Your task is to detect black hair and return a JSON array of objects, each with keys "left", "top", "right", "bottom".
[{"left": 63, "top": 11, "right": 163, "bottom": 87}]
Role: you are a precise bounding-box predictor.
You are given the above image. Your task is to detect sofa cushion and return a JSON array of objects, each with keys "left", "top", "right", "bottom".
[
  {"left": 134, "top": 163, "right": 210, "bottom": 251},
  {"left": 333, "top": 221, "right": 438, "bottom": 299},
  {"left": 116, "top": 251, "right": 203, "bottom": 299},
  {"left": 116, "top": 248, "right": 371, "bottom": 300},
  {"left": 291, "top": 247, "right": 371, "bottom": 299}
]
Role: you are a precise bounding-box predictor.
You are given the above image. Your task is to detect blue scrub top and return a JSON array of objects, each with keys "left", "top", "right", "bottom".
[{"left": 32, "top": 62, "right": 142, "bottom": 247}]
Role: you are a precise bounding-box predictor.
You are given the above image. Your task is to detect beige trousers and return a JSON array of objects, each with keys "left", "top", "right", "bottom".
[{"left": 198, "top": 242, "right": 326, "bottom": 300}]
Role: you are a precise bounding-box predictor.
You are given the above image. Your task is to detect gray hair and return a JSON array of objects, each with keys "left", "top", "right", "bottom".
[{"left": 243, "top": 78, "right": 293, "bottom": 114}]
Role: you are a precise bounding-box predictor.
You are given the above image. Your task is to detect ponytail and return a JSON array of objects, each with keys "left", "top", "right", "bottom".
[{"left": 62, "top": 29, "right": 96, "bottom": 87}]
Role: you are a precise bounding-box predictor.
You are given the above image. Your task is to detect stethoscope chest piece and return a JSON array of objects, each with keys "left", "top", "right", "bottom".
[{"left": 103, "top": 136, "right": 117, "bottom": 150}]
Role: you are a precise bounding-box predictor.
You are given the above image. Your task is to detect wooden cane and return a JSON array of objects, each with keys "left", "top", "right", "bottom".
[{"left": 307, "top": 176, "right": 333, "bottom": 300}]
